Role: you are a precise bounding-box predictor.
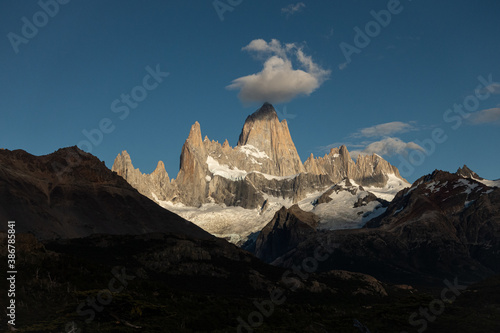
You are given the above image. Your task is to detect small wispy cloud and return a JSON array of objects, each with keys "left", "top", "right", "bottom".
[
  {"left": 281, "top": 2, "right": 306, "bottom": 17},
  {"left": 352, "top": 121, "right": 417, "bottom": 138},
  {"left": 338, "top": 62, "right": 348, "bottom": 71},
  {"left": 350, "top": 137, "right": 424, "bottom": 158},
  {"left": 317, "top": 121, "right": 423, "bottom": 159},
  {"left": 227, "top": 39, "right": 330, "bottom": 104},
  {"left": 469, "top": 107, "right": 500, "bottom": 124}
]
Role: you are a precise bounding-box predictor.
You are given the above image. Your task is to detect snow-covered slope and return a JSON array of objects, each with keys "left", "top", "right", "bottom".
[
  {"left": 113, "top": 103, "right": 413, "bottom": 244},
  {"left": 476, "top": 178, "right": 500, "bottom": 188},
  {"left": 153, "top": 192, "right": 302, "bottom": 244},
  {"left": 206, "top": 156, "right": 247, "bottom": 181},
  {"left": 455, "top": 164, "right": 500, "bottom": 188},
  {"left": 153, "top": 178, "right": 392, "bottom": 244},
  {"left": 363, "top": 173, "right": 411, "bottom": 201},
  {"left": 298, "top": 179, "right": 388, "bottom": 230}
]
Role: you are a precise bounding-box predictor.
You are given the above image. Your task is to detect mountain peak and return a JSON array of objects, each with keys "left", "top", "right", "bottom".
[
  {"left": 188, "top": 121, "right": 201, "bottom": 139},
  {"left": 186, "top": 121, "right": 204, "bottom": 149},
  {"left": 247, "top": 102, "right": 278, "bottom": 122},
  {"left": 117, "top": 150, "right": 132, "bottom": 162},
  {"left": 456, "top": 164, "right": 483, "bottom": 180},
  {"left": 237, "top": 103, "right": 304, "bottom": 176},
  {"left": 153, "top": 160, "right": 167, "bottom": 175},
  {"left": 418, "top": 169, "right": 457, "bottom": 184},
  {"left": 339, "top": 145, "right": 350, "bottom": 157}
]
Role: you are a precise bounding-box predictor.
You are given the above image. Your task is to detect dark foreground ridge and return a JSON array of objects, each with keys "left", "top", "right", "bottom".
[
  {"left": 0, "top": 146, "right": 210, "bottom": 240},
  {"left": 0, "top": 148, "right": 499, "bottom": 332},
  {"left": 1, "top": 232, "right": 499, "bottom": 332}
]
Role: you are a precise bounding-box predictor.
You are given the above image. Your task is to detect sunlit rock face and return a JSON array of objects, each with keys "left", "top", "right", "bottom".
[{"left": 112, "top": 102, "right": 409, "bottom": 242}]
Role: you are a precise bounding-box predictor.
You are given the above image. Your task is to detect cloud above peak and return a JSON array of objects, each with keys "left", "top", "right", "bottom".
[
  {"left": 350, "top": 137, "right": 424, "bottom": 158},
  {"left": 320, "top": 120, "right": 423, "bottom": 159},
  {"left": 227, "top": 39, "right": 330, "bottom": 104},
  {"left": 352, "top": 121, "right": 417, "bottom": 138}
]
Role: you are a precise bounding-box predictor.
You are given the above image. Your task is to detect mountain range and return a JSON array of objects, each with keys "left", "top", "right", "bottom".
[
  {"left": 1, "top": 103, "right": 500, "bottom": 332},
  {"left": 112, "top": 103, "right": 409, "bottom": 243},
  {"left": 259, "top": 169, "right": 500, "bottom": 284},
  {"left": 109, "top": 102, "right": 500, "bottom": 285}
]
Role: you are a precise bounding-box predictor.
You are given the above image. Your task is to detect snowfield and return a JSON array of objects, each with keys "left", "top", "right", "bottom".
[
  {"left": 298, "top": 179, "right": 388, "bottom": 230},
  {"left": 151, "top": 176, "right": 400, "bottom": 244},
  {"left": 364, "top": 173, "right": 410, "bottom": 201},
  {"left": 206, "top": 155, "right": 300, "bottom": 182},
  {"left": 206, "top": 156, "right": 247, "bottom": 181},
  {"left": 154, "top": 195, "right": 293, "bottom": 245},
  {"left": 237, "top": 144, "right": 270, "bottom": 159},
  {"left": 476, "top": 178, "right": 500, "bottom": 188}
]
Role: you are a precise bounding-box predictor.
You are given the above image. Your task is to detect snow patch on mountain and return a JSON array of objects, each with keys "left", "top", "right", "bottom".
[
  {"left": 254, "top": 171, "right": 299, "bottom": 181},
  {"left": 206, "top": 156, "right": 247, "bottom": 181},
  {"left": 425, "top": 180, "right": 448, "bottom": 193},
  {"left": 152, "top": 185, "right": 384, "bottom": 244},
  {"left": 312, "top": 189, "right": 385, "bottom": 230},
  {"left": 393, "top": 206, "right": 404, "bottom": 215},
  {"left": 237, "top": 144, "right": 270, "bottom": 159},
  {"left": 364, "top": 173, "right": 410, "bottom": 201},
  {"left": 477, "top": 178, "right": 500, "bottom": 188},
  {"left": 453, "top": 179, "right": 480, "bottom": 194},
  {"left": 296, "top": 179, "right": 388, "bottom": 230},
  {"left": 153, "top": 191, "right": 304, "bottom": 244},
  {"left": 206, "top": 156, "right": 298, "bottom": 182}
]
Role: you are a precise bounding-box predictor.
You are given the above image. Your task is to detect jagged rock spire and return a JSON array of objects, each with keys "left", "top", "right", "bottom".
[
  {"left": 237, "top": 103, "right": 305, "bottom": 176},
  {"left": 456, "top": 165, "right": 483, "bottom": 180}
]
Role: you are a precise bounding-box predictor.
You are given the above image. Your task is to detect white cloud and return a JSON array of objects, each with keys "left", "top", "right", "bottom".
[
  {"left": 281, "top": 2, "right": 306, "bottom": 17},
  {"left": 350, "top": 137, "right": 424, "bottom": 158},
  {"left": 338, "top": 62, "right": 348, "bottom": 70},
  {"left": 352, "top": 121, "right": 416, "bottom": 138},
  {"left": 227, "top": 39, "right": 330, "bottom": 104},
  {"left": 242, "top": 39, "right": 290, "bottom": 57},
  {"left": 318, "top": 121, "right": 423, "bottom": 159},
  {"left": 469, "top": 107, "right": 500, "bottom": 124}
]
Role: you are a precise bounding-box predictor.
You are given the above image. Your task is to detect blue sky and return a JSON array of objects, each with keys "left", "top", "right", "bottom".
[{"left": 1, "top": 0, "right": 500, "bottom": 183}]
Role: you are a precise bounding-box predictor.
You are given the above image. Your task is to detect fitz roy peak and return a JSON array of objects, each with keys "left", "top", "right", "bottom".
[
  {"left": 112, "top": 103, "right": 410, "bottom": 242},
  {"left": 236, "top": 102, "right": 305, "bottom": 176}
]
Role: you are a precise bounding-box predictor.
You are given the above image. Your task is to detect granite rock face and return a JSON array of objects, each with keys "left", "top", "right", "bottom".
[
  {"left": 304, "top": 146, "right": 404, "bottom": 187},
  {"left": 112, "top": 151, "right": 171, "bottom": 201},
  {"left": 237, "top": 102, "right": 305, "bottom": 176},
  {"left": 456, "top": 164, "right": 484, "bottom": 180},
  {"left": 170, "top": 121, "right": 210, "bottom": 206},
  {"left": 113, "top": 103, "right": 407, "bottom": 210},
  {"left": 111, "top": 103, "right": 409, "bottom": 242}
]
